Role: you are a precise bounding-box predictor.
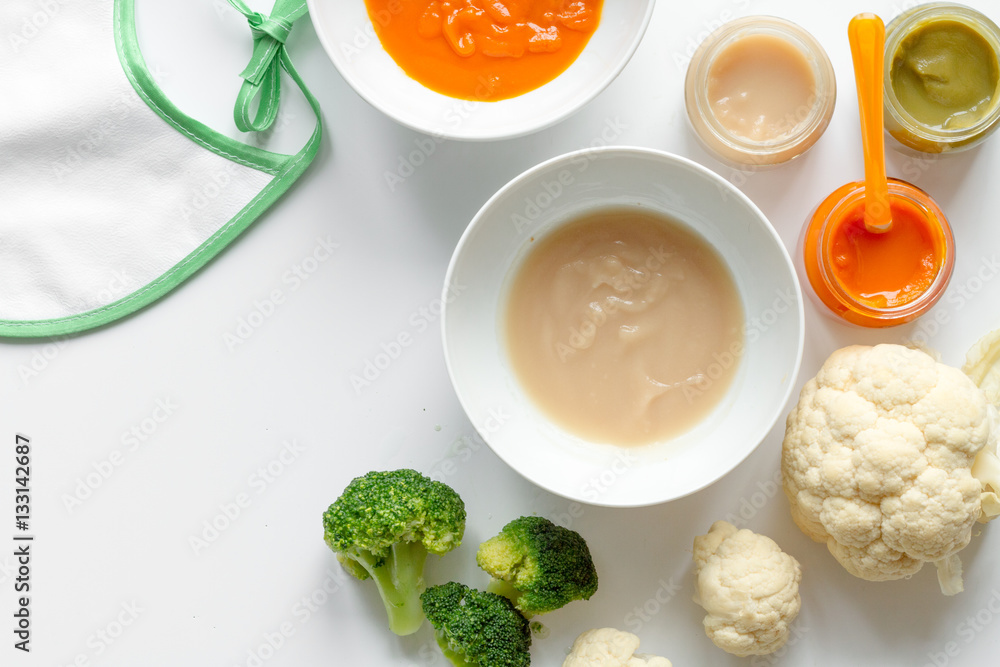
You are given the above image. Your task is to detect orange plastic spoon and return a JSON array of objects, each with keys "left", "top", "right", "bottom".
[{"left": 849, "top": 13, "right": 892, "bottom": 233}]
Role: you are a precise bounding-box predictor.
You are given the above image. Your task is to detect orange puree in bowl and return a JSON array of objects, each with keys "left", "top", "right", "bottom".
[
  {"left": 828, "top": 197, "right": 942, "bottom": 310},
  {"left": 364, "top": 0, "right": 602, "bottom": 101}
]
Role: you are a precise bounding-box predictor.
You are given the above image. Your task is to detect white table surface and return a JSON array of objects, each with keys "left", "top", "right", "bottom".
[{"left": 5, "top": 0, "right": 1000, "bottom": 665}]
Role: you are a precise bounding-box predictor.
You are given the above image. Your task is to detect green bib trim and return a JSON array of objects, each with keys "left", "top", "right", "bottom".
[{"left": 0, "top": 0, "right": 323, "bottom": 338}]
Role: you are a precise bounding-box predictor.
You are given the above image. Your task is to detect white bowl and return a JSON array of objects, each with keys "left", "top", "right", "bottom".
[
  {"left": 442, "top": 147, "right": 804, "bottom": 506},
  {"left": 306, "top": 1, "right": 656, "bottom": 140}
]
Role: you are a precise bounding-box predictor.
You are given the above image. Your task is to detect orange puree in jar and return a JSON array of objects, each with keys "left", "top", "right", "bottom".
[
  {"left": 801, "top": 179, "right": 954, "bottom": 327},
  {"left": 364, "top": 0, "right": 602, "bottom": 101},
  {"left": 828, "top": 197, "right": 939, "bottom": 309}
]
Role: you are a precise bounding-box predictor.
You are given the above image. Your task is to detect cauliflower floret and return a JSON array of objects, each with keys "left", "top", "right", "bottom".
[
  {"left": 783, "top": 344, "right": 1000, "bottom": 595},
  {"left": 692, "top": 521, "right": 802, "bottom": 657},
  {"left": 562, "top": 628, "right": 672, "bottom": 667},
  {"left": 964, "top": 330, "right": 1000, "bottom": 518}
]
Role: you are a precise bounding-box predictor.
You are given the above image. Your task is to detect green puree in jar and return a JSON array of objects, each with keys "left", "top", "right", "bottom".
[{"left": 890, "top": 20, "right": 1000, "bottom": 129}]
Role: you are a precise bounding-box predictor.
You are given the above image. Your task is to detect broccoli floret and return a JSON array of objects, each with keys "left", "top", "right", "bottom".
[
  {"left": 421, "top": 582, "right": 532, "bottom": 667},
  {"left": 476, "top": 516, "right": 598, "bottom": 615},
  {"left": 323, "top": 469, "right": 466, "bottom": 635}
]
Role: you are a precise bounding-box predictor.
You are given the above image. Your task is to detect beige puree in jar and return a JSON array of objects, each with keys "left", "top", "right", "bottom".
[
  {"left": 503, "top": 207, "right": 745, "bottom": 446},
  {"left": 684, "top": 17, "right": 836, "bottom": 165},
  {"left": 708, "top": 34, "right": 816, "bottom": 142}
]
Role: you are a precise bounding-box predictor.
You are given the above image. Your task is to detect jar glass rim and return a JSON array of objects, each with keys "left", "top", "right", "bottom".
[
  {"left": 690, "top": 16, "right": 837, "bottom": 158},
  {"left": 813, "top": 180, "right": 955, "bottom": 321}
]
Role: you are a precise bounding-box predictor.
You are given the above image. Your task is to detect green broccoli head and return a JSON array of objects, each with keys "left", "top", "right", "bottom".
[
  {"left": 323, "top": 469, "right": 466, "bottom": 636},
  {"left": 420, "top": 582, "right": 532, "bottom": 667},
  {"left": 476, "top": 516, "right": 598, "bottom": 615}
]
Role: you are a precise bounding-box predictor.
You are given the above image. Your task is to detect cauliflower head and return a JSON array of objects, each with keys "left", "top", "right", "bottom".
[
  {"left": 782, "top": 344, "right": 1000, "bottom": 595},
  {"left": 562, "top": 628, "right": 671, "bottom": 667},
  {"left": 692, "top": 521, "right": 801, "bottom": 657}
]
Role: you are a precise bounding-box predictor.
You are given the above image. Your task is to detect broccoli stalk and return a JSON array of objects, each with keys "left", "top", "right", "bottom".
[
  {"left": 476, "top": 516, "right": 598, "bottom": 616},
  {"left": 323, "top": 469, "right": 466, "bottom": 636},
  {"left": 435, "top": 636, "right": 476, "bottom": 667},
  {"left": 484, "top": 577, "right": 523, "bottom": 608},
  {"left": 337, "top": 540, "right": 430, "bottom": 635}
]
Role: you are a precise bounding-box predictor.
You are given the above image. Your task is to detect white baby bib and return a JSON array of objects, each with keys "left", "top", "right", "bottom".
[{"left": 0, "top": 0, "right": 322, "bottom": 337}]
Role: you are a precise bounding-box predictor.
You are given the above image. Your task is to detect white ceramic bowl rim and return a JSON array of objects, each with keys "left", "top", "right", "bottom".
[
  {"left": 442, "top": 146, "right": 805, "bottom": 507},
  {"left": 306, "top": 0, "right": 657, "bottom": 140}
]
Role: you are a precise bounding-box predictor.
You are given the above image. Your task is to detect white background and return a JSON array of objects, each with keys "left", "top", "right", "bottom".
[{"left": 4, "top": 0, "right": 1000, "bottom": 666}]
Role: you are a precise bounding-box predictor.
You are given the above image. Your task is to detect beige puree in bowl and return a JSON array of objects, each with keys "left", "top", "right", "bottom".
[{"left": 504, "top": 207, "right": 745, "bottom": 446}]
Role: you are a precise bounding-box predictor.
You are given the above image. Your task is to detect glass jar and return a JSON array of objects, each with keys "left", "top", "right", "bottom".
[
  {"left": 884, "top": 3, "right": 1000, "bottom": 153},
  {"left": 684, "top": 16, "right": 837, "bottom": 167},
  {"left": 800, "top": 178, "right": 955, "bottom": 328}
]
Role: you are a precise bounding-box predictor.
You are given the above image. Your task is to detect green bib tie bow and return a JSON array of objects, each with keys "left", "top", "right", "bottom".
[
  {"left": 228, "top": 0, "right": 310, "bottom": 132},
  {"left": 0, "top": 0, "right": 324, "bottom": 337}
]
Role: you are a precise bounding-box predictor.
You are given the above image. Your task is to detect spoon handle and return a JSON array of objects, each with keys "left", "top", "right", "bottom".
[{"left": 849, "top": 13, "right": 892, "bottom": 233}]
